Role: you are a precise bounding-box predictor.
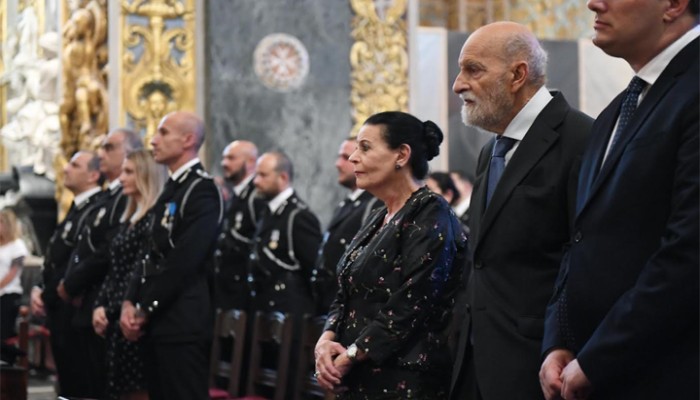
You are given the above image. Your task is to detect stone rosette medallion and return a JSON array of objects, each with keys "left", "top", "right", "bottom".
[{"left": 253, "top": 33, "right": 310, "bottom": 92}]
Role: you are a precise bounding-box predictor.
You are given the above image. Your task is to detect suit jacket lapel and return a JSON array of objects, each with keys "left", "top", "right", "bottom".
[
  {"left": 576, "top": 38, "right": 698, "bottom": 220},
  {"left": 575, "top": 95, "right": 621, "bottom": 216},
  {"left": 477, "top": 93, "right": 564, "bottom": 243}
]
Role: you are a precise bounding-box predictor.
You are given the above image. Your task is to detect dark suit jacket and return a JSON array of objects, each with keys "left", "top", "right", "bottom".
[
  {"left": 126, "top": 163, "right": 223, "bottom": 342},
  {"left": 214, "top": 178, "right": 265, "bottom": 310},
  {"left": 543, "top": 39, "right": 699, "bottom": 399},
  {"left": 249, "top": 191, "right": 322, "bottom": 317},
  {"left": 64, "top": 184, "right": 127, "bottom": 327},
  {"left": 451, "top": 91, "right": 592, "bottom": 400},
  {"left": 312, "top": 190, "right": 380, "bottom": 313}
]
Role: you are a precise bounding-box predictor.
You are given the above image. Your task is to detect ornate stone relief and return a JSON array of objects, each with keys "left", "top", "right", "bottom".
[
  {"left": 1, "top": 0, "right": 61, "bottom": 178},
  {"left": 254, "top": 33, "right": 310, "bottom": 92}
]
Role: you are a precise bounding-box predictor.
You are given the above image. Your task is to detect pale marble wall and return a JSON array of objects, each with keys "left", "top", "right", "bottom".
[{"left": 205, "top": 0, "right": 354, "bottom": 225}]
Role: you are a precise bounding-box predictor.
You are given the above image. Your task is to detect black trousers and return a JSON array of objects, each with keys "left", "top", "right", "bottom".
[
  {"left": 48, "top": 304, "right": 106, "bottom": 399},
  {"left": 0, "top": 293, "right": 21, "bottom": 341},
  {"left": 142, "top": 338, "right": 210, "bottom": 400}
]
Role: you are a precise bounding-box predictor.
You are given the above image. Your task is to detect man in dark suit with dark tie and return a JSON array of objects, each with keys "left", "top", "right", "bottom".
[
  {"left": 32, "top": 151, "right": 105, "bottom": 398},
  {"left": 249, "top": 151, "right": 322, "bottom": 319},
  {"left": 121, "top": 111, "right": 223, "bottom": 400},
  {"left": 311, "top": 138, "right": 380, "bottom": 314},
  {"left": 449, "top": 22, "right": 593, "bottom": 400},
  {"left": 214, "top": 139, "right": 265, "bottom": 311},
  {"left": 540, "top": 1, "right": 699, "bottom": 399}
]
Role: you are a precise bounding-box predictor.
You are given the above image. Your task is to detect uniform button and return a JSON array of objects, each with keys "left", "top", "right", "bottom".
[
  {"left": 153, "top": 301, "right": 158, "bottom": 308},
  {"left": 280, "top": 283, "right": 286, "bottom": 290},
  {"left": 274, "top": 284, "right": 280, "bottom": 291},
  {"left": 269, "top": 301, "right": 275, "bottom": 307},
  {"left": 573, "top": 231, "right": 582, "bottom": 243},
  {"left": 340, "top": 238, "right": 346, "bottom": 245}
]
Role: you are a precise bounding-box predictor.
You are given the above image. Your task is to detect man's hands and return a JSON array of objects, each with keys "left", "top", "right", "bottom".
[
  {"left": 540, "top": 349, "right": 592, "bottom": 400},
  {"left": 92, "top": 306, "right": 109, "bottom": 337},
  {"left": 30, "top": 287, "right": 45, "bottom": 317}
]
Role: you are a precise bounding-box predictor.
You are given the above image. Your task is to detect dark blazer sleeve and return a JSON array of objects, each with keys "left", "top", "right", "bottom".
[
  {"left": 138, "top": 180, "right": 222, "bottom": 318},
  {"left": 354, "top": 201, "right": 463, "bottom": 364},
  {"left": 292, "top": 208, "right": 322, "bottom": 279}
]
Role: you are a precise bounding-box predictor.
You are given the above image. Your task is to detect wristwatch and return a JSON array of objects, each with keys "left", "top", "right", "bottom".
[{"left": 346, "top": 343, "right": 359, "bottom": 363}]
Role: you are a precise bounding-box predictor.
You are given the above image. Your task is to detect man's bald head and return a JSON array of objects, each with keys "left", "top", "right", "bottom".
[
  {"left": 152, "top": 111, "right": 205, "bottom": 171},
  {"left": 221, "top": 140, "right": 258, "bottom": 184}
]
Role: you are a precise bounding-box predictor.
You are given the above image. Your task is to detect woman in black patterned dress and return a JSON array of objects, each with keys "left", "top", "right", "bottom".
[
  {"left": 93, "top": 149, "right": 166, "bottom": 400},
  {"left": 314, "top": 112, "right": 467, "bottom": 399}
]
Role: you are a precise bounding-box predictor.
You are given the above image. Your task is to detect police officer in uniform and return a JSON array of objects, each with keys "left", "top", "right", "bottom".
[
  {"left": 120, "top": 111, "right": 223, "bottom": 400},
  {"left": 214, "top": 140, "right": 265, "bottom": 311},
  {"left": 31, "top": 151, "right": 104, "bottom": 398},
  {"left": 311, "top": 138, "right": 380, "bottom": 314},
  {"left": 57, "top": 129, "right": 143, "bottom": 397},
  {"left": 249, "top": 152, "right": 322, "bottom": 319}
]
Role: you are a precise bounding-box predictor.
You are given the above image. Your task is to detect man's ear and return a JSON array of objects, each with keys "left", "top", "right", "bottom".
[
  {"left": 663, "top": 0, "right": 691, "bottom": 22},
  {"left": 510, "top": 61, "right": 529, "bottom": 93}
]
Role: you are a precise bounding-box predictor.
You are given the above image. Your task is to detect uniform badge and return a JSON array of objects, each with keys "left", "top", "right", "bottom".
[
  {"left": 61, "top": 221, "right": 73, "bottom": 240},
  {"left": 234, "top": 211, "right": 243, "bottom": 230},
  {"left": 94, "top": 207, "right": 107, "bottom": 227},
  {"left": 269, "top": 229, "right": 280, "bottom": 250},
  {"left": 161, "top": 202, "right": 177, "bottom": 230}
]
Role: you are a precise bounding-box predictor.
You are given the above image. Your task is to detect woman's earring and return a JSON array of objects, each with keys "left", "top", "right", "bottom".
[{"left": 395, "top": 164, "right": 401, "bottom": 170}]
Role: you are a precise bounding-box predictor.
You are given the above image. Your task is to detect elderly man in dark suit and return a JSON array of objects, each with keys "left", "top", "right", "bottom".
[
  {"left": 449, "top": 22, "right": 593, "bottom": 400},
  {"left": 121, "top": 111, "right": 223, "bottom": 400},
  {"left": 540, "top": 1, "right": 699, "bottom": 399},
  {"left": 311, "top": 138, "right": 380, "bottom": 314}
]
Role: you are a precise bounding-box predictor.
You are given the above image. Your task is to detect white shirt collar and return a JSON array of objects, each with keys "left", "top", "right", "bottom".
[
  {"left": 348, "top": 188, "right": 365, "bottom": 201},
  {"left": 637, "top": 26, "right": 700, "bottom": 89},
  {"left": 73, "top": 186, "right": 102, "bottom": 207},
  {"left": 170, "top": 158, "right": 200, "bottom": 182},
  {"left": 108, "top": 179, "right": 121, "bottom": 191},
  {"left": 453, "top": 196, "right": 471, "bottom": 217},
  {"left": 501, "top": 86, "right": 553, "bottom": 142},
  {"left": 233, "top": 173, "right": 255, "bottom": 197},
  {"left": 268, "top": 187, "right": 294, "bottom": 213}
]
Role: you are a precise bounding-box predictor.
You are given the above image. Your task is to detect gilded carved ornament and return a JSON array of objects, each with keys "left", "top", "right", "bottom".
[
  {"left": 121, "top": 0, "right": 195, "bottom": 146},
  {"left": 349, "top": 0, "right": 409, "bottom": 136}
]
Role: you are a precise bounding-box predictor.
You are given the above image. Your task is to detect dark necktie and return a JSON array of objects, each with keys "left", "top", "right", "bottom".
[
  {"left": 486, "top": 136, "right": 517, "bottom": 205},
  {"left": 609, "top": 76, "right": 647, "bottom": 152}
]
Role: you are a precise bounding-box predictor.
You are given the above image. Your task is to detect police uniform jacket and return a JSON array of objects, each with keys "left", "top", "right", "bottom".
[
  {"left": 312, "top": 190, "right": 380, "bottom": 313},
  {"left": 249, "top": 191, "right": 322, "bottom": 317},
  {"left": 42, "top": 190, "right": 104, "bottom": 334},
  {"left": 63, "top": 183, "right": 127, "bottom": 327},
  {"left": 126, "top": 162, "right": 223, "bottom": 342},
  {"left": 215, "top": 177, "right": 265, "bottom": 310}
]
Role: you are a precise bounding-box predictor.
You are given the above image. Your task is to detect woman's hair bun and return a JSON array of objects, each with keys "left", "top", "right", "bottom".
[{"left": 422, "top": 120, "right": 443, "bottom": 160}]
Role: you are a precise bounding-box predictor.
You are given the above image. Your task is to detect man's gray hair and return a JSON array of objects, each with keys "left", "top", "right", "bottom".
[{"left": 504, "top": 32, "right": 548, "bottom": 87}]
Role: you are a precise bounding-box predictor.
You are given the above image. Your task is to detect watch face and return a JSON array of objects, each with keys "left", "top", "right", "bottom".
[{"left": 348, "top": 343, "right": 358, "bottom": 359}]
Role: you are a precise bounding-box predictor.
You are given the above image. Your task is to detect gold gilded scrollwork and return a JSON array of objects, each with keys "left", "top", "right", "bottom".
[
  {"left": 59, "top": 0, "right": 109, "bottom": 157},
  {"left": 349, "top": 0, "right": 409, "bottom": 135},
  {"left": 121, "top": 0, "right": 195, "bottom": 146}
]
